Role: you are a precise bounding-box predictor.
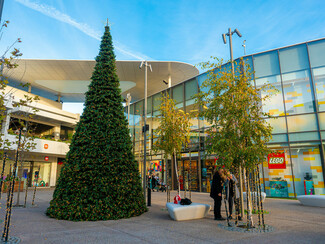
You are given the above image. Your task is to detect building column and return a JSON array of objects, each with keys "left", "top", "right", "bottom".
[
  {"left": 50, "top": 162, "right": 57, "bottom": 187},
  {"left": 53, "top": 126, "right": 61, "bottom": 140},
  {"left": 1, "top": 110, "right": 11, "bottom": 135}
]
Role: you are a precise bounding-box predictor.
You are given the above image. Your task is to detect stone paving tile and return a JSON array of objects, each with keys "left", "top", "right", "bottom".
[{"left": 0, "top": 189, "right": 324, "bottom": 243}]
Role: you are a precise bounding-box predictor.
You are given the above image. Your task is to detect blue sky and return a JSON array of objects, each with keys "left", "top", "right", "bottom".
[{"left": 1, "top": 0, "right": 325, "bottom": 114}]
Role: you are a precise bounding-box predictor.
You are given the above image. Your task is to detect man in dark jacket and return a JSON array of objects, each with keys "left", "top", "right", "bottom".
[{"left": 210, "top": 167, "right": 225, "bottom": 220}]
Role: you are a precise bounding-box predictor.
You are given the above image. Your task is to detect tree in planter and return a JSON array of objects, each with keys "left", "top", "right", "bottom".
[
  {"left": 153, "top": 93, "right": 192, "bottom": 197},
  {"left": 0, "top": 20, "right": 38, "bottom": 195},
  {"left": 195, "top": 58, "right": 274, "bottom": 228},
  {"left": 46, "top": 25, "right": 146, "bottom": 221}
]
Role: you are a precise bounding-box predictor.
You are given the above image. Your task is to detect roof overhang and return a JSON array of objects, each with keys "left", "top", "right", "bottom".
[{"left": 5, "top": 59, "right": 199, "bottom": 103}]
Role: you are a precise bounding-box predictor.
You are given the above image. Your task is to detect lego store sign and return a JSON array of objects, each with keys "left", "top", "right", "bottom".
[{"left": 268, "top": 152, "right": 286, "bottom": 169}]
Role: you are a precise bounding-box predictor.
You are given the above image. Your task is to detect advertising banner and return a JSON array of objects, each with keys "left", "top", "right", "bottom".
[
  {"left": 270, "top": 180, "right": 288, "bottom": 197},
  {"left": 268, "top": 152, "right": 286, "bottom": 169}
]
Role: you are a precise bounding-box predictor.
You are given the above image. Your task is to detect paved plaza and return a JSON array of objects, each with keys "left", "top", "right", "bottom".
[{"left": 0, "top": 189, "right": 324, "bottom": 243}]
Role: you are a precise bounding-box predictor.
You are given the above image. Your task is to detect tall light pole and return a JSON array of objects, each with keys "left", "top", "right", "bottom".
[
  {"left": 126, "top": 93, "right": 131, "bottom": 125},
  {"left": 140, "top": 61, "right": 152, "bottom": 206},
  {"left": 0, "top": 0, "right": 4, "bottom": 24},
  {"left": 222, "top": 28, "right": 244, "bottom": 219}
]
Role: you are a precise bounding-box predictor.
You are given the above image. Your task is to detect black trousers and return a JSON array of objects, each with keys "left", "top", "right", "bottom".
[
  {"left": 214, "top": 197, "right": 222, "bottom": 218},
  {"left": 228, "top": 194, "right": 239, "bottom": 216}
]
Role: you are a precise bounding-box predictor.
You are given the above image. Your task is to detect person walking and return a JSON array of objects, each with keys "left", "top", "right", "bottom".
[{"left": 210, "top": 167, "right": 226, "bottom": 220}]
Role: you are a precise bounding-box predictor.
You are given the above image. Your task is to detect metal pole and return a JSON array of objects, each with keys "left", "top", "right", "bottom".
[
  {"left": 2, "top": 128, "right": 22, "bottom": 241},
  {"left": 228, "top": 28, "right": 235, "bottom": 75},
  {"left": 0, "top": 0, "right": 4, "bottom": 24},
  {"left": 144, "top": 61, "right": 147, "bottom": 204},
  {"left": 0, "top": 152, "right": 7, "bottom": 199}
]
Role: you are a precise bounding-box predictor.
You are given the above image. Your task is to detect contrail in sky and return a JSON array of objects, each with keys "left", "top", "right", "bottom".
[{"left": 15, "top": 0, "right": 151, "bottom": 60}]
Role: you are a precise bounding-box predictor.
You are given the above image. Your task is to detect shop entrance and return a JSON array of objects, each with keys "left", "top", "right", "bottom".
[{"left": 177, "top": 160, "right": 199, "bottom": 192}]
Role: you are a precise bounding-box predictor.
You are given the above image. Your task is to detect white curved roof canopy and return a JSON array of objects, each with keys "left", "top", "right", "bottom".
[{"left": 6, "top": 59, "right": 199, "bottom": 103}]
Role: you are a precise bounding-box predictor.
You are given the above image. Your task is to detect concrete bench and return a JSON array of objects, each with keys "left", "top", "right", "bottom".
[
  {"left": 243, "top": 192, "right": 266, "bottom": 203},
  {"left": 166, "top": 202, "right": 211, "bottom": 221},
  {"left": 297, "top": 195, "right": 325, "bottom": 207}
]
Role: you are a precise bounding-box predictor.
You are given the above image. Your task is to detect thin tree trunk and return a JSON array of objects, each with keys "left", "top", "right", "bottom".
[{"left": 174, "top": 149, "right": 180, "bottom": 196}]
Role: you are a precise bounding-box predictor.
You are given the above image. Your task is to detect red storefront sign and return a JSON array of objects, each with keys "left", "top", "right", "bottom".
[
  {"left": 44, "top": 156, "right": 49, "bottom": 161},
  {"left": 268, "top": 152, "right": 286, "bottom": 169}
]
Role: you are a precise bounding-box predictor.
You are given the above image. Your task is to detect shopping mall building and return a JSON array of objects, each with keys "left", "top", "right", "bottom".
[
  {"left": 128, "top": 38, "right": 325, "bottom": 198},
  {"left": 4, "top": 37, "right": 325, "bottom": 198}
]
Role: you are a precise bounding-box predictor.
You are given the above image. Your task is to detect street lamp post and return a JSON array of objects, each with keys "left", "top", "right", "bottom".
[
  {"left": 126, "top": 93, "right": 131, "bottom": 125},
  {"left": 140, "top": 61, "right": 152, "bottom": 206},
  {"left": 222, "top": 28, "right": 244, "bottom": 219}
]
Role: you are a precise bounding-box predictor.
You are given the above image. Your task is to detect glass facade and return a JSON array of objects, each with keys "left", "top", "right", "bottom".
[{"left": 127, "top": 38, "right": 325, "bottom": 197}]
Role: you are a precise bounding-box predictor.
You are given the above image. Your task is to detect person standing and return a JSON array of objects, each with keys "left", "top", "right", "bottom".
[
  {"left": 210, "top": 167, "right": 226, "bottom": 220},
  {"left": 225, "top": 171, "right": 241, "bottom": 220}
]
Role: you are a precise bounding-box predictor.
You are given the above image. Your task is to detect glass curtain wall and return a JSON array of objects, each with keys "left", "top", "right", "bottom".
[{"left": 127, "top": 38, "right": 325, "bottom": 196}]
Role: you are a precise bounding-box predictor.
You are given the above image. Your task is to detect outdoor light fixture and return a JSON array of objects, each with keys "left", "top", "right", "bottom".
[
  {"left": 222, "top": 33, "right": 227, "bottom": 44},
  {"left": 222, "top": 28, "right": 242, "bottom": 75},
  {"left": 234, "top": 28, "right": 242, "bottom": 37}
]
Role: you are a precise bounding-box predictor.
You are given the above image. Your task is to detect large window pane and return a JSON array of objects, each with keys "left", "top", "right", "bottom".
[
  {"left": 185, "top": 79, "right": 198, "bottom": 100},
  {"left": 257, "top": 75, "right": 285, "bottom": 117},
  {"left": 172, "top": 84, "right": 184, "bottom": 109},
  {"left": 279, "top": 45, "right": 309, "bottom": 73},
  {"left": 265, "top": 117, "right": 287, "bottom": 134},
  {"left": 308, "top": 39, "right": 325, "bottom": 68},
  {"left": 253, "top": 51, "right": 280, "bottom": 78},
  {"left": 198, "top": 73, "right": 208, "bottom": 87},
  {"left": 318, "top": 112, "right": 325, "bottom": 130},
  {"left": 147, "top": 96, "right": 152, "bottom": 115},
  {"left": 312, "top": 67, "right": 325, "bottom": 111},
  {"left": 286, "top": 114, "right": 318, "bottom": 132},
  {"left": 153, "top": 93, "right": 162, "bottom": 116},
  {"left": 282, "top": 70, "right": 315, "bottom": 114}
]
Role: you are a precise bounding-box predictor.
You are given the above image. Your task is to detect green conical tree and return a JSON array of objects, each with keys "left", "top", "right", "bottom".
[{"left": 46, "top": 25, "right": 147, "bottom": 221}]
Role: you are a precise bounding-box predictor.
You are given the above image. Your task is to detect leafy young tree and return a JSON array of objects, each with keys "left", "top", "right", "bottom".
[
  {"left": 153, "top": 93, "right": 192, "bottom": 196},
  {"left": 196, "top": 58, "right": 273, "bottom": 171},
  {"left": 46, "top": 25, "right": 146, "bottom": 221},
  {"left": 196, "top": 58, "right": 274, "bottom": 226}
]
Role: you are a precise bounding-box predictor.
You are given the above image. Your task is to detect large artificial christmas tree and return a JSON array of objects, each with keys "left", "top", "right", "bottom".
[{"left": 46, "top": 25, "right": 147, "bottom": 221}]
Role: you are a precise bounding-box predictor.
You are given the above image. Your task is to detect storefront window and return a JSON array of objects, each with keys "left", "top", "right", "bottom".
[
  {"left": 262, "top": 149, "right": 296, "bottom": 197},
  {"left": 201, "top": 159, "right": 215, "bottom": 193},
  {"left": 290, "top": 147, "right": 325, "bottom": 196},
  {"left": 32, "top": 162, "right": 51, "bottom": 187}
]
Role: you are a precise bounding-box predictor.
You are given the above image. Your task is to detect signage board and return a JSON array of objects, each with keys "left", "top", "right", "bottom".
[{"left": 268, "top": 152, "right": 286, "bottom": 169}]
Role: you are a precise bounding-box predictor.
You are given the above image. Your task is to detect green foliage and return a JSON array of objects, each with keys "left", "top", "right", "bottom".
[
  {"left": 153, "top": 93, "right": 192, "bottom": 157},
  {"left": 0, "top": 20, "right": 39, "bottom": 155},
  {"left": 195, "top": 58, "right": 274, "bottom": 170},
  {"left": 46, "top": 26, "right": 146, "bottom": 221},
  {"left": 153, "top": 94, "right": 192, "bottom": 194}
]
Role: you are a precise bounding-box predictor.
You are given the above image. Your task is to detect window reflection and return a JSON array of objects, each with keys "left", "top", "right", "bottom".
[{"left": 282, "top": 70, "right": 315, "bottom": 114}]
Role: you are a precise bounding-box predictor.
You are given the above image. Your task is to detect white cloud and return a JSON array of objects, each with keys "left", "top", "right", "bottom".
[{"left": 15, "top": 0, "right": 151, "bottom": 60}]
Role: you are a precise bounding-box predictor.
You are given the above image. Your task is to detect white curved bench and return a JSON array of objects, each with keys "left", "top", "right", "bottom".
[
  {"left": 243, "top": 192, "right": 266, "bottom": 203},
  {"left": 166, "top": 202, "right": 211, "bottom": 221},
  {"left": 297, "top": 195, "right": 325, "bottom": 207}
]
